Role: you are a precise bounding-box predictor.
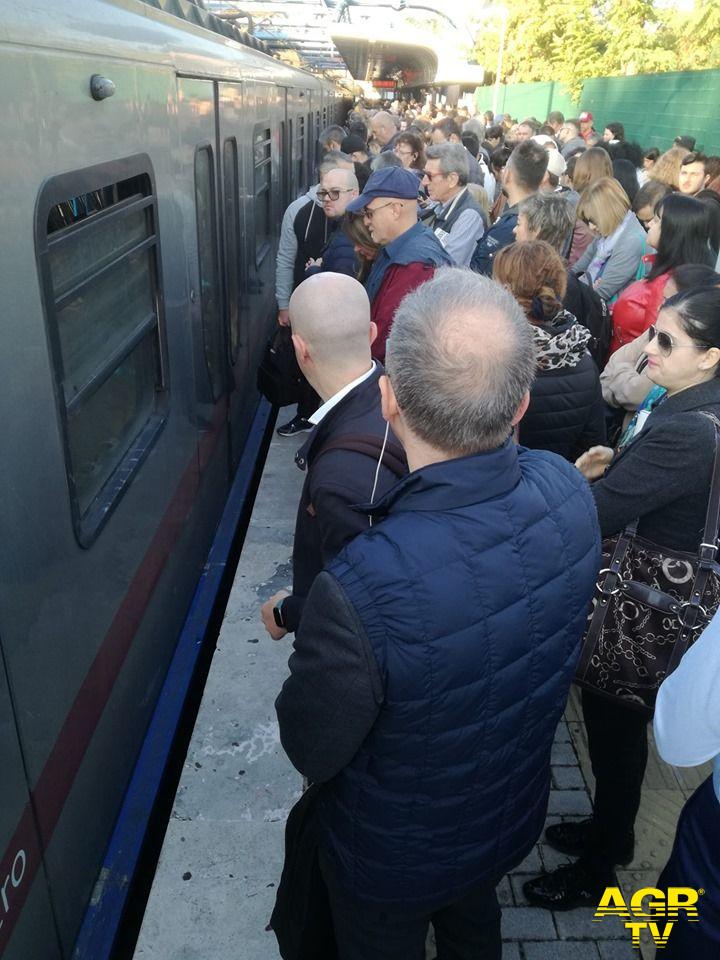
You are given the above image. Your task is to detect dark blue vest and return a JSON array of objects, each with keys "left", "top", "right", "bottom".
[
  {"left": 319, "top": 443, "right": 600, "bottom": 909},
  {"left": 365, "top": 220, "right": 452, "bottom": 304}
]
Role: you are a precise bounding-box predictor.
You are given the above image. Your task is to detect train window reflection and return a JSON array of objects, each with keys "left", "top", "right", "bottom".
[
  {"left": 296, "top": 114, "right": 305, "bottom": 194},
  {"left": 253, "top": 125, "right": 272, "bottom": 266},
  {"left": 222, "top": 137, "right": 241, "bottom": 364},
  {"left": 39, "top": 160, "right": 167, "bottom": 546},
  {"left": 194, "top": 145, "right": 224, "bottom": 399}
]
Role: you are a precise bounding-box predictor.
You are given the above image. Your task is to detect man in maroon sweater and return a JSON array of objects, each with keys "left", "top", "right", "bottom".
[{"left": 346, "top": 167, "right": 453, "bottom": 360}]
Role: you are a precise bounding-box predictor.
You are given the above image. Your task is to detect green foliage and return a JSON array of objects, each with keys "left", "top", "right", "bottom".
[{"left": 473, "top": 0, "right": 720, "bottom": 98}]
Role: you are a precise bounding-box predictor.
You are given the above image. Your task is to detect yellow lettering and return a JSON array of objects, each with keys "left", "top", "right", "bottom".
[
  {"left": 666, "top": 888, "right": 699, "bottom": 920},
  {"left": 595, "top": 887, "right": 631, "bottom": 919},
  {"left": 630, "top": 887, "right": 665, "bottom": 918},
  {"left": 625, "top": 921, "right": 646, "bottom": 947},
  {"left": 649, "top": 921, "right": 674, "bottom": 948}
]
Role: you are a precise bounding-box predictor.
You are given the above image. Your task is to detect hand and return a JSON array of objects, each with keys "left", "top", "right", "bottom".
[
  {"left": 306, "top": 257, "right": 322, "bottom": 269},
  {"left": 260, "top": 590, "right": 290, "bottom": 641},
  {"left": 277, "top": 309, "right": 290, "bottom": 327},
  {"left": 575, "top": 445, "right": 614, "bottom": 480}
]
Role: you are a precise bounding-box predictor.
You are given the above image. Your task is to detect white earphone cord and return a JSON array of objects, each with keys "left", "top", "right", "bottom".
[{"left": 368, "top": 421, "right": 391, "bottom": 528}]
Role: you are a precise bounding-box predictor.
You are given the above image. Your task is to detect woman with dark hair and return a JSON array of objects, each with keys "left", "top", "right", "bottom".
[
  {"left": 632, "top": 178, "right": 672, "bottom": 231},
  {"left": 603, "top": 121, "right": 624, "bottom": 144},
  {"left": 343, "top": 213, "right": 381, "bottom": 284},
  {"left": 603, "top": 264, "right": 720, "bottom": 426},
  {"left": 492, "top": 240, "right": 606, "bottom": 460},
  {"left": 526, "top": 284, "right": 720, "bottom": 911},
  {"left": 611, "top": 193, "right": 717, "bottom": 353},
  {"left": 643, "top": 146, "right": 660, "bottom": 171},
  {"left": 392, "top": 131, "right": 425, "bottom": 173},
  {"left": 612, "top": 158, "right": 639, "bottom": 203}
]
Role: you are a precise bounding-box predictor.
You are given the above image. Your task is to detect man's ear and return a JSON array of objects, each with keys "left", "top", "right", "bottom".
[
  {"left": 379, "top": 374, "right": 399, "bottom": 424},
  {"left": 511, "top": 390, "right": 531, "bottom": 427},
  {"left": 291, "top": 333, "right": 311, "bottom": 366},
  {"left": 369, "top": 321, "right": 378, "bottom": 347}
]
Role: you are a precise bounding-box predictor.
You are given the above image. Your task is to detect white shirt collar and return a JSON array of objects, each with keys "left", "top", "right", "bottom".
[{"left": 309, "top": 362, "right": 377, "bottom": 426}]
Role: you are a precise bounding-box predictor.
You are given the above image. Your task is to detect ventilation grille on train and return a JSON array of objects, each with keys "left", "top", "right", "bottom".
[{"left": 140, "top": 0, "right": 273, "bottom": 57}]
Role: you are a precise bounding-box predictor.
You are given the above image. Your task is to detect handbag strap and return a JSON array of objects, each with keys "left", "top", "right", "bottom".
[
  {"left": 575, "top": 521, "right": 638, "bottom": 681},
  {"left": 666, "top": 413, "right": 720, "bottom": 673}
]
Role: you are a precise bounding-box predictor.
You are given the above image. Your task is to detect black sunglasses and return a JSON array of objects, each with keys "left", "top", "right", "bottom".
[{"left": 648, "top": 324, "right": 707, "bottom": 357}]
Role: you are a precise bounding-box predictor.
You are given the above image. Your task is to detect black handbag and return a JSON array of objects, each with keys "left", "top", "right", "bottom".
[
  {"left": 574, "top": 414, "right": 720, "bottom": 715},
  {"left": 257, "top": 326, "right": 302, "bottom": 407}
]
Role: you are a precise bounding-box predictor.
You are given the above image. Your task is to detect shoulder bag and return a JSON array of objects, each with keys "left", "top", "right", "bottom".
[
  {"left": 574, "top": 414, "right": 720, "bottom": 715},
  {"left": 257, "top": 326, "right": 302, "bottom": 408}
]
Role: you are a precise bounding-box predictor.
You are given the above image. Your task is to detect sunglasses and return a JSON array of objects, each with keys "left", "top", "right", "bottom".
[
  {"left": 421, "top": 170, "right": 446, "bottom": 181},
  {"left": 363, "top": 200, "right": 401, "bottom": 221},
  {"left": 648, "top": 324, "right": 706, "bottom": 357},
  {"left": 317, "top": 188, "right": 354, "bottom": 201}
]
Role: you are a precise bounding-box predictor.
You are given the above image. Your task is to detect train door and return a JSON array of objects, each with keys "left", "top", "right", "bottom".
[
  {"left": 237, "top": 82, "right": 279, "bottom": 440},
  {"left": 176, "top": 78, "right": 231, "bottom": 497},
  {"left": 217, "top": 80, "right": 252, "bottom": 466}
]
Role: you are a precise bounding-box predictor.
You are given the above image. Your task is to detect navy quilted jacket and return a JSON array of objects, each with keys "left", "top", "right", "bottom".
[{"left": 276, "top": 441, "right": 600, "bottom": 910}]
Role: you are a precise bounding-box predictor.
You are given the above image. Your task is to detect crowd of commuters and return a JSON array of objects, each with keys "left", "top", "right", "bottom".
[{"left": 262, "top": 98, "right": 720, "bottom": 959}]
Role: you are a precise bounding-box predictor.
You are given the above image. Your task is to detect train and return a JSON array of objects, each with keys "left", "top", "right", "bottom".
[{"left": 0, "top": 1, "right": 341, "bottom": 956}]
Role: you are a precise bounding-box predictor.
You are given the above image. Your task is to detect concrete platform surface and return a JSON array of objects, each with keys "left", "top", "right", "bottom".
[{"left": 135, "top": 426, "right": 708, "bottom": 960}]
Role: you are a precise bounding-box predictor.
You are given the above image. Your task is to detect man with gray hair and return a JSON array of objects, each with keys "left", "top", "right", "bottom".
[
  {"left": 370, "top": 110, "right": 399, "bottom": 153},
  {"left": 275, "top": 268, "right": 601, "bottom": 959},
  {"left": 422, "top": 143, "right": 486, "bottom": 266}
]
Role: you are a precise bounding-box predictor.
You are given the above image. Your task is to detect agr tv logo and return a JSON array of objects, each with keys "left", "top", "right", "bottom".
[{"left": 594, "top": 886, "right": 702, "bottom": 948}]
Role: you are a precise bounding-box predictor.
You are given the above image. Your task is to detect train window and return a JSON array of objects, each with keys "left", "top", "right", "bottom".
[
  {"left": 253, "top": 124, "right": 272, "bottom": 266},
  {"left": 36, "top": 157, "right": 167, "bottom": 546},
  {"left": 194, "top": 145, "right": 224, "bottom": 399},
  {"left": 306, "top": 111, "right": 313, "bottom": 181},
  {"left": 222, "top": 138, "right": 241, "bottom": 364},
  {"left": 296, "top": 114, "right": 305, "bottom": 193}
]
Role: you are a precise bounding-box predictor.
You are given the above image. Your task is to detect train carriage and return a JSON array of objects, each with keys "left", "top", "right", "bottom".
[{"left": 0, "top": 2, "right": 340, "bottom": 956}]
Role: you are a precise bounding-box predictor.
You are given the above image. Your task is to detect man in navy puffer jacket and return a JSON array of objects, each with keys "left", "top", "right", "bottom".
[{"left": 275, "top": 268, "right": 601, "bottom": 959}]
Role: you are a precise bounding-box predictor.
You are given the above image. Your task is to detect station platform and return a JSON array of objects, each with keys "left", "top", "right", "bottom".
[{"left": 134, "top": 424, "right": 709, "bottom": 960}]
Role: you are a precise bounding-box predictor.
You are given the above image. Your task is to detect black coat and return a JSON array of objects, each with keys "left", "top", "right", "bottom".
[
  {"left": 519, "top": 316, "right": 606, "bottom": 462},
  {"left": 593, "top": 378, "right": 720, "bottom": 552},
  {"left": 281, "top": 365, "right": 406, "bottom": 632}
]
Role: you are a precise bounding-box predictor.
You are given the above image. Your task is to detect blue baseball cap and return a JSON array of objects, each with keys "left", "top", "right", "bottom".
[{"left": 346, "top": 166, "right": 420, "bottom": 213}]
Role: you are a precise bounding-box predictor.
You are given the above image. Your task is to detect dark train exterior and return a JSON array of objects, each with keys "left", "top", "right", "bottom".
[{"left": 0, "top": 2, "right": 340, "bottom": 956}]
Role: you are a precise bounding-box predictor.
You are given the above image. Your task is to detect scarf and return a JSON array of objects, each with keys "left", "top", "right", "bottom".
[
  {"left": 533, "top": 313, "right": 593, "bottom": 371},
  {"left": 617, "top": 384, "right": 667, "bottom": 449}
]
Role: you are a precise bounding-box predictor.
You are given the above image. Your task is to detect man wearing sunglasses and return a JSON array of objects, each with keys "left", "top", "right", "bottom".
[
  {"left": 305, "top": 167, "right": 360, "bottom": 279},
  {"left": 345, "top": 166, "right": 452, "bottom": 362}
]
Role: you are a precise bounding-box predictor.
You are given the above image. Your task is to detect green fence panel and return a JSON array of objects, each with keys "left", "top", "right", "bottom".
[
  {"left": 476, "top": 81, "right": 577, "bottom": 123},
  {"left": 580, "top": 71, "right": 720, "bottom": 154}
]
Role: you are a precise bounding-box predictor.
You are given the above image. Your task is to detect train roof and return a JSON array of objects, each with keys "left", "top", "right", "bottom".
[{"left": 0, "top": 0, "right": 336, "bottom": 90}]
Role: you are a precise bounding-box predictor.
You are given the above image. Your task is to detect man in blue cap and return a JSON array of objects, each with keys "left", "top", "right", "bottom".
[{"left": 346, "top": 166, "right": 452, "bottom": 361}]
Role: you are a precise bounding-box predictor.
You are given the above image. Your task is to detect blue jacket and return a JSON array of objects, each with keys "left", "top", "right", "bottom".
[
  {"left": 470, "top": 202, "right": 519, "bottom": 276},
  {"left": 305, "top": 222, "right": 357, "bottom": 280},
  {"left": 276, "top": 442, "right": 600, "bottom": 910},
  {"left": 365, "top": 220, "right": 453, "bottom": 304}
]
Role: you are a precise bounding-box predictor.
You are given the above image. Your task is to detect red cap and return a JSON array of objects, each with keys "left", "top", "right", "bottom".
[{"left": 579, "top": 111, "right": 593, "bottom": 123}]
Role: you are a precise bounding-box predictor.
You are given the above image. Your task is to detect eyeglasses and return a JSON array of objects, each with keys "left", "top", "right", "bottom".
[
  {"left": 648, "top": 324, "right": 707, "bottom": 357},
  {"left": 394, "top": 149, "right": 415, "bottom": 158},
  {"left": 421, "top": 170, "right": 446, "bottom": 181},
  {"left": 317, "top": 188, "right": 354, "bottom": 201},
  {"left": 363, "top": 200, "right": 401, "bottom": 221}
]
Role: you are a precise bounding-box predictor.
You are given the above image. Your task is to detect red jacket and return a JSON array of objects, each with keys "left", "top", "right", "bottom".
[
  {"left": 370, "top": 262, "right": 436, "bottom": 361},
  {"left": 609, "top": 267, "right": 669, "bottom": 356}
]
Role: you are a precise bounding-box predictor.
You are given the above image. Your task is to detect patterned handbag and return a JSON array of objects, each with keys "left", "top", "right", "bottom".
[{"left": 575, "top": 415, "right": 720, "bottom": 715}]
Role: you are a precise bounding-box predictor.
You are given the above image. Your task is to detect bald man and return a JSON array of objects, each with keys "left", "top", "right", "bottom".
[
  {"left": 370, "top": 110, "right": 399, "bottom": 153},
  {"left": 260, "top": 273, "right": 406, "bottom": 640}
]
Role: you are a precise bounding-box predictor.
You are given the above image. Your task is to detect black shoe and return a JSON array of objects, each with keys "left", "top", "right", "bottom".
[
  {"left": 545, "top": 819, "right": 634, "bottom": 865},
  {"left": 523, "top": 860, "right": 616, "bottom": 912},
  {"left": 276, "top": 416, "right": 314, "bottom": 437}
]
